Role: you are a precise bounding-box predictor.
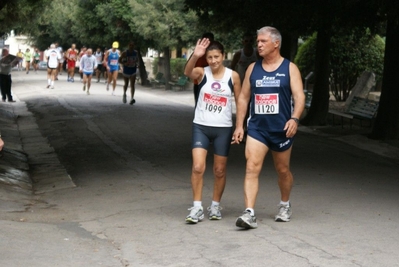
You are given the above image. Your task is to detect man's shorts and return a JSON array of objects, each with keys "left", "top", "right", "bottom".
[
  {"left": 247, "top": 128, "right": 294, "bottom": 152},
  {"left": 192, "top": 123, "right": 232, "bottom": 157},
  {"left": 67, "top": 62, "right": 76, "bottom": 69},
  {"left": 83, "top": 71, "right": 93, "bottom": 76},
  {"left": 123, "top": 73, "right": 137, "bottom": 78},
  {"left": 97, "top": 64, "right": 103, "bottom": 72}
]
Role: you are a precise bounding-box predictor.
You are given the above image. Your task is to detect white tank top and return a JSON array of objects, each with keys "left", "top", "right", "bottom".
[
  {"left": 236, "top": 48, "right": 258, "bottom": 82},
  {"left": 193, "top": 67, "right": 234, "bottom": 127}
]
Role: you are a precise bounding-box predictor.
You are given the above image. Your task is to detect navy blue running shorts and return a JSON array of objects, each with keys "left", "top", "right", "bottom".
[
  {"left": 247, "top": 128, "right": 294, "bottom": 152},
  {"left": 192, "top": 123, "right": 233, "bottom": 157}
]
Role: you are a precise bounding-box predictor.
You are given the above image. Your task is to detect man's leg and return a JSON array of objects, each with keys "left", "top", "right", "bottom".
[
  {"left": 236, "top": 136, "right": 268, "bottom": 229},
  {"left": 5, "top": 75, "right": 13, "bottom": 101},
  {"left": 129, "top": 74, "right": 136, "bottom": 104},
  {"left": 82, "top": 73, "right": 87, "bottom": 91},
  {"left": 87, "top": 74, "right": 92, "bottom": 94},
  {"left": 122, "top": 76, "right": 128, "bottom": 103},
  {"left": 271, "top": 146, "right": 294, "bottom": 222},
  {"left": 271, "top": 147, "right": 293, "bottom": 202},
  {"left": 47, "top": 69, "right": 52, "bottom": 88},
  {"left": 0, "top": 75, "right": 6, "bottom": 101},
  {"left": 243, "top": 136, "right": 268, "bottom": 209}
]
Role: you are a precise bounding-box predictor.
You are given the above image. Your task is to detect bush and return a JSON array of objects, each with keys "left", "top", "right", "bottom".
[
  {"left": 152, "top": 57, "right": 187, "bottom": 79},
  {"left": 295, "top": 29, "right": 385, "bottom": 101}
]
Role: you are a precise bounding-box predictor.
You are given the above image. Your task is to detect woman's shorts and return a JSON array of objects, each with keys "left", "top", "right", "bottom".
[{"left": 192, "top": 123, "right": 232, "bottom": 157}]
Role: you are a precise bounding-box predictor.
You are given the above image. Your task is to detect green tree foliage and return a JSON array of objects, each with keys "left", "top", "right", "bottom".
[
  {"left": 128, "top": 0, "right": 199, "bottom": 88},
  {"left": 295, "top": 30, "right": 385, "bottom": 101},
  {"left": 0, "top": 0, "right": 50, "bottom": 38}
]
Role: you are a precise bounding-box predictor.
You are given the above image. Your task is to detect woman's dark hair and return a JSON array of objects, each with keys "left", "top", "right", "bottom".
[{"left": 206, "top": 41, "right": 224, "bottom": 55}]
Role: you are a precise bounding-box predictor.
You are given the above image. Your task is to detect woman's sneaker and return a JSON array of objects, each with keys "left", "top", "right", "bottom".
[
  {"left": 207, "top": 205, "right": 222, "bottom": 220},
  {"left": 185, "top": 206, "right": 204, "bottom": 224},
  {"left": 236, "top": 210, "right": 258, "bottom": 229}
]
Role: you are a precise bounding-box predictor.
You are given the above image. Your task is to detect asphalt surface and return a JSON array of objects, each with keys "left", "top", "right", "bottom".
[{"left": 0, "top": 69, "right": 398, "bottom": 267}]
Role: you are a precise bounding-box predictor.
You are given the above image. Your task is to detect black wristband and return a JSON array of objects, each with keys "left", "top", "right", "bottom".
[{"left": 291, "top": 117, "right": 299, "bottom": 124}]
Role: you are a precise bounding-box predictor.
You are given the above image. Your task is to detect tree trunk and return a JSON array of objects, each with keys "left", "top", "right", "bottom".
[
  {"left": 370, "top": 14, "right": 399, "bottom": 140},
  {"left": 137, "top": 47, "right": 149, "bottom": 86},
  {"left": 163, "top": 47, "right": 171, "bottom": 90},
  {"left": 301, "top": 24, "right": 332, "bottom": 126},
  {"left": 280, "top": 33, "right": 298, "bottom": 61}
]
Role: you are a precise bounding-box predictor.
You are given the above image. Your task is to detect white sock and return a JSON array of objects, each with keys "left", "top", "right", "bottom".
[
  {"left": 245, "top": 208, "right": 255, "bottom": 216},
  {"left": 51, "top": 81, "right": 54, "bottom": 86},
  {"left": 193, "top": 201, "right": 202, "bottom": 208},
  {"left": 280, "top": 200, "right": 290, "bottom": 206},
  {"left": 211, "top": 201, "right": 220, "bottom": 207},
  {"left": 48, "top": 79, "right": 51, "bottom": 85}
]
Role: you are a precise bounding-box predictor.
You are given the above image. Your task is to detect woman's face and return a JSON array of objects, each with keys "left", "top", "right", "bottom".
[{"left": 206, "top": 49, "right": 224, "bottom": 71}]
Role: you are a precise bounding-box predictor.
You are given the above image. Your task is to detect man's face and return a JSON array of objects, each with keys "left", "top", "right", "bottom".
[
  {"left": 72, "top": 44, "right": 76, "bottom": 49},
  {"left": 86, "top": 49, "right": 92, "bottom": 56},
  {"left": 257, "top": 33, "right": 278, "bottom": 57},
  {"left": 2, "top": 49, "right": 9, "bottom": 57},
  {"left": 129, "top": 42, "right": 135, "bottom": 49}
]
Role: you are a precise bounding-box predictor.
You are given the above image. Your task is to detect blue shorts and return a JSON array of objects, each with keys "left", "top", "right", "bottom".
[
  {"left": 247, "top": 128, "right": 294, "bottom": 152},
  {"left": 83, "top": 71, "right": 93, "bottom": 76},
  {"left": 192, "top": 123, "right": 232, "bottom": 157},
  {"left": 109, "top": 67, "right": 119, "bottom": 73}
]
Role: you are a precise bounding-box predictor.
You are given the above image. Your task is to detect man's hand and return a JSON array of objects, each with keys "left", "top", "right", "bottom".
[
  {"left": 232, "top": 127, "right": 244, "bottom": 144},
  {"left": 284, "top": 118, "right": 299, "bottom": 138}
]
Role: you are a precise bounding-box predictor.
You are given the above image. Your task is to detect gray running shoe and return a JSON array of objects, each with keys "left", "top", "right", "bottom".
[
  {"left": 123, "top": 94, "right": 127, "bottom": 103},
  {"left": 275, "top": 203, "right": 292, "bottom": 222},
  {"left": 185, "top": 206, "right": 204, "bottom": 224},
  {"left": 83, "top": 85, "right": 86, "bottom": 91},
  {"left": 236, "top": 210, "right": 258, "bottom": 229},
  {"left": 207, "top": 205, "right": 222, "bottom": 220}
]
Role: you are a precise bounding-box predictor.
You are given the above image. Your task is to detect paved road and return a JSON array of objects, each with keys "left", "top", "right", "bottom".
[{"left": 0, "top": 70, "right": 398, "bottom": 267}]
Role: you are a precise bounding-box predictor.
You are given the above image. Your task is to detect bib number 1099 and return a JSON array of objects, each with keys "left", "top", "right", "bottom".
[{"left": 205, "top": 103, "right": 223, "bottom": 113}]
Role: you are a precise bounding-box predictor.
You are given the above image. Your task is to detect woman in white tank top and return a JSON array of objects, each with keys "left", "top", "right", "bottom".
[{"left": 183, "top": 38, "right": 241, "bottom": 224}]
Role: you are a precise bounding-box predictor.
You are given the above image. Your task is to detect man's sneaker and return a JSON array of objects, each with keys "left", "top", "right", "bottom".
[
  {"left": 71, "top": 78, "right": 74, "bottom": 83},
  {"left": 123, "top": 94, "right": 127, "bottom": 103},
  {"left": 129, "top": 99, "right": 136, "bottom": 105},
  {"left": 106, "top": 83, "right": 109, "bottom": 91},
  {"left": 51, "top": 86, "right": 54, "bottom": 89},
  {"left": 236, "top": 210, "right": 258, "bottom": 229},
  {"left": 275, "top": 203, "right": 292, "bottom": 222},
  {"left": 185, "top": 206, "right": 204, "bottom": 224},
  {"left": 83, "top": 85, "right": 86, "bottom": 91},
  {"left": 207, "top": 205, "right": 222, "bottom": 220},
  {"left": 112, "top": 90, "right": 115, "bottom": 96},
  {"left": 46, "top": 85, "right": 50, "bottom": 88},
  {"left": 86, "top": 90, "right": 90, "bottom": 95}
]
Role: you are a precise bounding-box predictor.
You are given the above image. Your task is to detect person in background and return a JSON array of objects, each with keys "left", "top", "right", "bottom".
[
  {"left": 0, "top": 48, "right": 18, "bottom": 102},
  {"left": 104, "top": 42, "right": 120, "bottom": 95},
  {"left": 118, "top": 41, "right": 139, "bottom": 105},
  {"left": 32, "top": 48, "right": 41, "bottom": 73},
  {"left": 94, "top": 47, "right": 104, "bottom": 83},
  {"left": 16, "top": 49, "right": 24, "bottom": 71},
  {"left": 65, "top": 43, "right": 79, "bottom": 82},
  {"left": 79, "top": 48, "right": 97, "bottom": 95},
  {"left": 24, "top": 48, "right": 32, "bottom": 74},
  {"left": 45, "top": 44, "right": 62, "bottom": 89}
]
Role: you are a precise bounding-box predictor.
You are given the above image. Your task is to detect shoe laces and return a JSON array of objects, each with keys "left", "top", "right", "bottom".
[
  {"left": 207, "top": 205, "right": 223, "bottom": 212},
  {"left": 188, "top": 206, "right": 203, "bottom": 216},
  {"left": 278, "top": 204, "right": 290, "bottom": 214}
]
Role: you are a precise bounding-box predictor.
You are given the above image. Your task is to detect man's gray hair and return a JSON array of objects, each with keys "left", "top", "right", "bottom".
[{"left": 257, "top": 26, "right": 282, "bottom": 49}]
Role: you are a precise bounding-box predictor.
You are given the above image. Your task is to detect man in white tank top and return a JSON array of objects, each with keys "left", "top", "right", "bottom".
[{"left": 231, "top": 33, "right": 259, "bottom": 83}]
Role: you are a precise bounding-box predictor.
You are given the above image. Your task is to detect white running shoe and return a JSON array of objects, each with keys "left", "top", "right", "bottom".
[{"left": 185, "top": 206, "right": 204, "bottom": 224}]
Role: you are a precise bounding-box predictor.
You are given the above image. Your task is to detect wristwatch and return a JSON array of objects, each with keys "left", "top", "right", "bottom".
[{"left": 291, "top": 117, "right": 300, "bottom": 124}]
